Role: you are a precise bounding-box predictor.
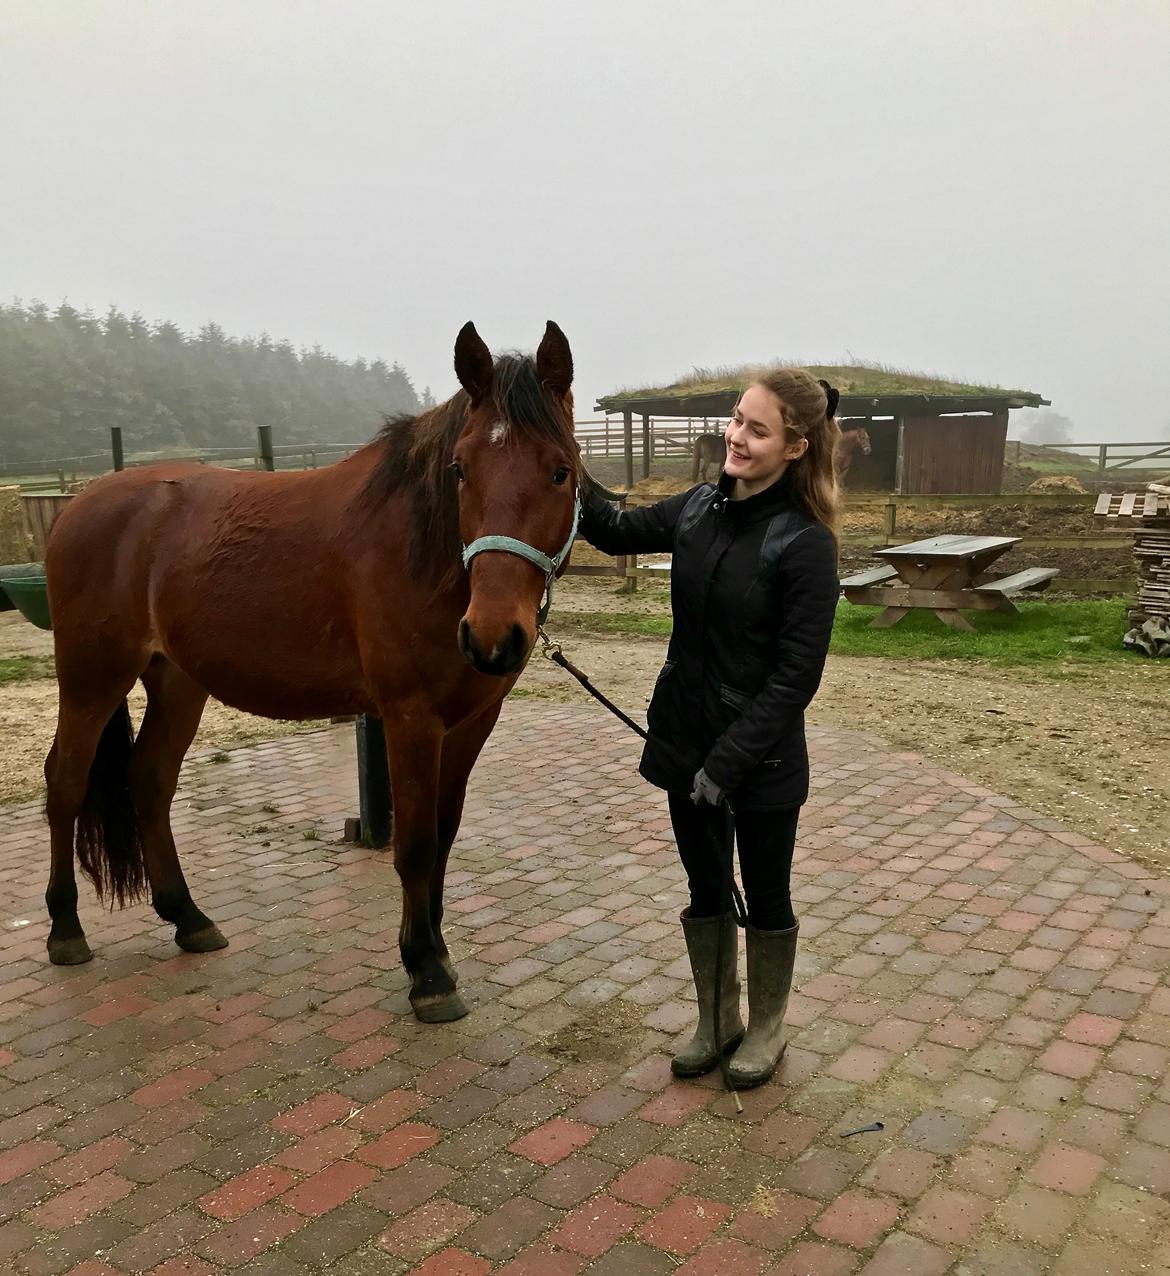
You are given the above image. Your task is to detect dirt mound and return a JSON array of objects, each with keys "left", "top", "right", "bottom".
[
  {"left": 1028, "top": 474, "right": 1088, "bottom": 494},
  {"left": 539, "top": 998, "right": 647, "bottom": 1063},
  {"left": 626, "top": 476, "right": 692, "bottom": 499}
]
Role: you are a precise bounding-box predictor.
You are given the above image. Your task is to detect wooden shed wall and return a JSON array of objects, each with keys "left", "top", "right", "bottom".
[
  {"left": 20, "top": 494, "right": 74, "bottom": 559},
  {"left": 900, "top": 411, "right": 1008, "bottom": 494}
]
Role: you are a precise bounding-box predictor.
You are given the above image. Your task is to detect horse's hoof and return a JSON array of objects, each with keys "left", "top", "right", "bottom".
[
  {"left": 48, "top": 936, "right": 93, "bottom": 966},
  {"left": 412, "top": 990, "right": 469, "bottom": 1023},
  {"left": 176, "top": 924, "right": 229, "bottom": 953}
]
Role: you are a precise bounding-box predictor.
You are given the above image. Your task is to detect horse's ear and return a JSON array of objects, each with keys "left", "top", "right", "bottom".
[
  {"left": 454, "top": 322, "right": 494, "bottom": 403},
  {"left": 536, "top": 321, "right": 573, "bottom": 398}
]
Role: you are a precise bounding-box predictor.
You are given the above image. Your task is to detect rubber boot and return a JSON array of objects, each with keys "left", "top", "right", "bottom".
[
  {"left": 726, "top": 922, "right": 798, "bottom": 1089},
  {"left": 670, "top": 911, "right": 745, "bottom": 1078}
]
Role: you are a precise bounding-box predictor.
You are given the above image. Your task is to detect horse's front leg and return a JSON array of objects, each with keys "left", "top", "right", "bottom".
[
  {"left": 431, "top": 701, "right": 505, "bottom": 982},
  {"left": 384, "top": 713, "right": 466, "bottom": 1022}
]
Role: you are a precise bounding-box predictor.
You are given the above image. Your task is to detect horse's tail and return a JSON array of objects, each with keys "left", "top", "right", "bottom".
[
  {"left": 691, "top": 440, "right": 701, "bottom": 482},
  {"left": 76, "top": 701, "right": 146, "bottom": 907}
]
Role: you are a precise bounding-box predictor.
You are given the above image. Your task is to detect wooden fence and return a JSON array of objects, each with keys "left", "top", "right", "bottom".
[{"left": 1023, "top": 440, "right": 1170, "bottom": 471}]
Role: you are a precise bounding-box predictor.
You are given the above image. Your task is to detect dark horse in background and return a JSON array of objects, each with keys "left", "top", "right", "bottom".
[
  {"left": 834, "top": 423, "right": 871, "bottom": 483},
  {"left": 42, "top": 322, "right": 580, "bottom": 1022}
]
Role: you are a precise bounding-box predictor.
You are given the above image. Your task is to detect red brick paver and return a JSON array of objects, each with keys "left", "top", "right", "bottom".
[{"left": 0, "top": 704, "right": 1168, "bottom": 1274}]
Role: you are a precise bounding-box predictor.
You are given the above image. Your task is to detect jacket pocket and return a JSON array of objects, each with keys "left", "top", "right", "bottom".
[
  {"left": 646, "top": 661, "right": 683, "bottom": 740},
  {"left": 719, "top": 684, "right": 751, "bottom": 712}
]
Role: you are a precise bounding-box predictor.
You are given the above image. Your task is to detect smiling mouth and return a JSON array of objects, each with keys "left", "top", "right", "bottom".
[{"left": 728, "top": 449, "right": 750, "bottom": 463}]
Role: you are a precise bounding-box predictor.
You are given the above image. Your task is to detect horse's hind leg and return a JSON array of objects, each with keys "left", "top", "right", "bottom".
[
  {"left": 131, "top": 659, "right": 225, "bottom": 953},
  {"left": 45, "top": 684, "right": 138, "bottom": 965}
]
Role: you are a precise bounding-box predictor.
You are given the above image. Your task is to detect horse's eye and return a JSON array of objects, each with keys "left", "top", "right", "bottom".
[
  {"left": 450, "top": 462, "right": 465, "bottom": 482},
  {"left": 552, "top": 467, "right": 570, "bottom": 486}
]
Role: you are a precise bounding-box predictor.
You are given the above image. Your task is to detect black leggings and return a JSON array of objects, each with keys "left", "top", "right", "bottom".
[{"left": 667, "top": 793, "right": 799, "bottom": 931}]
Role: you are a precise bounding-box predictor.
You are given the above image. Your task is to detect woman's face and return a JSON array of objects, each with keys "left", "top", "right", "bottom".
[{"left": 723, "top": 383, "right": 807, "bottom": 488}]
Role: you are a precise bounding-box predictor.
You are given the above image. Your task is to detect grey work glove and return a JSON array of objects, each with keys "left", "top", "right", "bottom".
[{"left": 690, "top": 768, "right": 725, "bottom": 806}]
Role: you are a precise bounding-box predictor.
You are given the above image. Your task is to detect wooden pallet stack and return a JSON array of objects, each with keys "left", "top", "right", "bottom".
[{"left": 1094, "top": 491, "right": 1170, "bottom": 624}]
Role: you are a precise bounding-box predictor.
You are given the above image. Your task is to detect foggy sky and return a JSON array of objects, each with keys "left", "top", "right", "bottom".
[{"left": 3, "top": 0, "right": 1168, "bottom": 440}]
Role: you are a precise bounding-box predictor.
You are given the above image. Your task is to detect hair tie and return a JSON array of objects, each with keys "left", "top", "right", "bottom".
[{"left": 817, "top": 379, "right": 839, "bottom": 418}]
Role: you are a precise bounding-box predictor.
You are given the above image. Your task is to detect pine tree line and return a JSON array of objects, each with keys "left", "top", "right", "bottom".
[{"left": 0, "top": 301, "right": 421, "bottom": 466}]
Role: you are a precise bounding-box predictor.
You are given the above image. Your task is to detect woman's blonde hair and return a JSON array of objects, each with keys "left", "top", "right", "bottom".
[{"left": 751, "top": 368, "right": 841, "bottom": 546}]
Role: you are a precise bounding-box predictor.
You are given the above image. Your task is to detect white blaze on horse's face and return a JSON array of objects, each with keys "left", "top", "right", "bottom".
[{"left": 489, "top": 421, "right": 509, "bottom": 446}]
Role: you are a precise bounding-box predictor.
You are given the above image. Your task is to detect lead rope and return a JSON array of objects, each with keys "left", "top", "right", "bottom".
[{"left": 537, "top": 626, "right": 746, "bottom": 1109}]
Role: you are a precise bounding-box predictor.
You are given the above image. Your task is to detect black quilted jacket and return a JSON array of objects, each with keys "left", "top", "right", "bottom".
[{"left": 578, "top": 472, "right": 839, "bottom": 809}]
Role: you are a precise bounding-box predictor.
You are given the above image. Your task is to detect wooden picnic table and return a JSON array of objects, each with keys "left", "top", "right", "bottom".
[{"left": 841, "top": 533, "right": 1059, "bottom": 631}]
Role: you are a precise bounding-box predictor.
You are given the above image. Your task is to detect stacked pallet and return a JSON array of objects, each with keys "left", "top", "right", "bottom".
[
  {"left": 1135, "top": 526, "right": 1170, "bottom": 619},
  {"left": 1094, "top": 491, "right": 1170, "bottom": 624}
]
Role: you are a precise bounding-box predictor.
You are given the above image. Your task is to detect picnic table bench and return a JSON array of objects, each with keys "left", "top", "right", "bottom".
[{"left": 841, "top": 534, "right": 1059, "bottom": 631}]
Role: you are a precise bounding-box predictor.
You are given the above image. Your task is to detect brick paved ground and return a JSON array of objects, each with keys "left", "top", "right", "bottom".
[{"left": 1, "top": 701, "right": 1169, "bottom": 1275}]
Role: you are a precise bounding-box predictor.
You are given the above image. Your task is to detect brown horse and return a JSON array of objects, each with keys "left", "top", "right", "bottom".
[
  {"left": 691, "top": 432, "right": 726, "bottom": 482},
  {"left": 834, "top": 424, "right": 871, "bottom": 482},
  {"left": 42, "top": 321, "right": 581, "bottom": 1022}
]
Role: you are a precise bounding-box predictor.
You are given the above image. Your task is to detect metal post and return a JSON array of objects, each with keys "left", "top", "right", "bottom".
[
  {"left": 1098, "top": 444, "right": 1108, "bottom": 470},
  {"left": 257, "top": 425, "right": 275, "bottom": 472},
  {"left": 356, "top": 714, "right": 392, "bottom": 848},
  {"left": 111, "top": 427, "right": 124, "bottom": 472}
]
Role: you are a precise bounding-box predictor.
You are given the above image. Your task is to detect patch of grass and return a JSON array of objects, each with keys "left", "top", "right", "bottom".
[
  {"left": 0, "top": 655, "right": 55, "bottom": 685},
  {"left": 549, "top": 600, "right": 1132, "bottom": 668},
  {"left": 508, "top": 685, "right": 555, "bottom": 699},
  {"left": 260, "top": 802, "right": 279, "bottom": 814},
  {"left": 831, "top": 600, "right": 1129, "bottom": 666},
  {"left": 599, "top": 359, "right": 1041, "bottom": 407},
  {"left": 208, "top": 751, "right": 231, "bottom": 764},
  {"left": 302, "top": 828, "right": 320, "bottom": 842}
]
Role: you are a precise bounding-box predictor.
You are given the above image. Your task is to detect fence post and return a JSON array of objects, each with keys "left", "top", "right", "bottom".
[
  {"left": 355, "top": 715, "right": 392, "bottom": 848},
  {"left": 641, "top": 414, "right": 651, "bottom": 480},
  {"left": 883, "top": 501, "right": 897, "bottom": 543},
  {"left": 111, "top": 427, "right": 124, "bottom": 472},
  {"left": 257, "top": 426, "right": 275, "bottom": 472},
  {"left": 1098, "top": 444, "right": 1108, "bottom": 470},
  {"left": 623, "top": 410, "right": 634, "bottom": 488}
]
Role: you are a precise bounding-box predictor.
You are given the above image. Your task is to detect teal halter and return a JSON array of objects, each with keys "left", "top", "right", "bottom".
[{"left": 461, "top": 490, "right": 582, "bottom": 625}]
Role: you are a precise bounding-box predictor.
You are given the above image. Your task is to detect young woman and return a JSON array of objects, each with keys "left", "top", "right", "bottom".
[{"left": 578, "top": 370, "right": 840, "bottom": 1087}]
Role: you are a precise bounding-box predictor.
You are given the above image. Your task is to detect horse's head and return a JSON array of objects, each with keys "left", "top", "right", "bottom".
[
  {"left": 452, "top": 321, "right": 579, "bottom": 677},
  {"left": 857, "top": 427, "right": 872, "bottom": 456}
]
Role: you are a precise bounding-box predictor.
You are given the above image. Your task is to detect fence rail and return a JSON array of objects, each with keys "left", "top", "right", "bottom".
[
  {"left": 0, "top": 417, "right": 712, "bottom": 487},
  {"left": 1025, "top": 440, "right": 1170, "bottom": 471},
  {"left": 11, "top": 426, "right": 1165, "bottom": 489}
]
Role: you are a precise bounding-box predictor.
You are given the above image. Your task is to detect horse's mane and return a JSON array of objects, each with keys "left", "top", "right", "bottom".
[{"left": 358, "top": 354, "right": 577, "bottom": 580}]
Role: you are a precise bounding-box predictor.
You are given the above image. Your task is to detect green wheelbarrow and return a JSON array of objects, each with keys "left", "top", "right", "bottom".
[{"left": 0, "top": 564, "right": 51, "bottom": 630}]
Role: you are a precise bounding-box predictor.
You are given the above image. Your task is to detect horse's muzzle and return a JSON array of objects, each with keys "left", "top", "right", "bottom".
[{"left": 458, "top": 618, "right": 529, "bottom": 676}]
